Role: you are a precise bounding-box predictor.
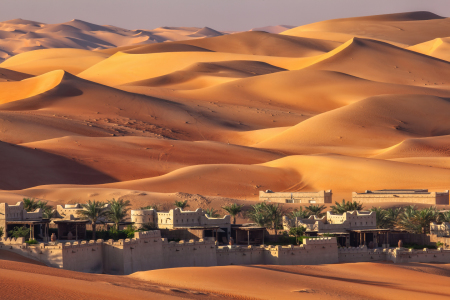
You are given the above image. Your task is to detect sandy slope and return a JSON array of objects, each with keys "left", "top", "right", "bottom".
[
  {"left": 282, "top": 11, "right": 450, "bottom": 46},
  {"left": 132, "top": 263, "right": 450, "bottom": 300},
  {"left": 408, "top": 37, "right": 450, "bottom": 61},
  {"left": 0, "top": 12, "right": 450, "bottom": 207},
  {"left": 0, "top": 18, "right": 225, "bottom": 63},
  {"left": 0, "top": 48, "right": 110, "bottom": 75},
  {"left": 0, "top": 251, "right": 202, "bottom": 300}
]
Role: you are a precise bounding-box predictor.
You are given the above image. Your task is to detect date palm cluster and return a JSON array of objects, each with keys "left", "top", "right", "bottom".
[{"left": 371, "top": 205, "right": 450, "bottom": 234}]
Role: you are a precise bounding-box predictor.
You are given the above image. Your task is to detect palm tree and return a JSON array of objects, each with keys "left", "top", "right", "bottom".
[
  {"left": 385, "top": 207, "right": 402, "bottom": 229},
  {"left": 370, "top": 207, "right": 389, "bottom": 229},
  {"left": 107, "top": 198, "right": 131, "bottom": 230},
  {"left": 330, "top": 199, "right": 364, "bottom": 214},
  {"left": 289, "top": 207, "right": 310, "bottom": 219},
  {"left": 174, "top": 200, "right": 189, "bottom": 210},
  {"left": 289, "top": 226, "right": 306, "bottom": 245},
  {"left": 23, "top": 198, "right": 38, "bottom": 212},
  {"left": 222, "top": 203, "right": 244, "bottom": 224},
  {"left": 204, "top": 208, "right": 220, "bottom": 218},
  {"left": 439, "top": 210, "right": 450, "bottom": 223},
  {"left": 396, "top": 205, "right": 421, "bottom": 234},
  {"left": 246, "top": 203, "right": 271, "bottom": 227},
  {"left": 264, "top": 203, "right": 283, "bottom": 237},
  {"left": 415, "top": 206, "right": 439, "bottom": 234},
  {"left": 36, "top": 200, "right": 54, "bottom": 219},
  {"left": 77, "top": 200, "right": 109, "bottom": 240},
  {"left": 396, "top": 206, "right": 439, "bottom": 234},
  {"left": 305, "top": 204, "right": 326, "bottom": 218}
]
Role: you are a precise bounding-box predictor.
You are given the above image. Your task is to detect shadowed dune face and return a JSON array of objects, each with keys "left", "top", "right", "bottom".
[
  {"left": 0, "top": 140, "right": 114, "bottom": 189},
  {"left": 0, "top": 12, "right": 450, "bottom": 205}
]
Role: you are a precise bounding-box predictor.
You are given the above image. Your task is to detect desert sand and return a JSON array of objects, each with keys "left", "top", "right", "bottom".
[
  {"left": 1, "top": 10, "right": 450, "bottom": 299},
  {"left": 132, "top": 262, "right": 450, "bottom": 300},
  {"left": 0, "top": 12, "right": 449, "bottom": 205}
]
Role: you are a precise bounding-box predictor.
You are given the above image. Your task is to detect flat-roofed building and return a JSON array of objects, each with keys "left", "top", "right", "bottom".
[
  {"left": 259, "top": 190, "right": 332, "bottom": 204},
  {"left": 131, "top": 208, "right": 231, "bottom": 243},
  {"left": 352, "top": 189, "right": 449, "bottom": 205}
]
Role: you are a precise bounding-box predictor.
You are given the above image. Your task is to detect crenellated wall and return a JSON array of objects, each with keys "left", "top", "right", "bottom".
[
  {"left": 2, "top": 231, "right": 450, "bottom": 275},
  {"left": 217, "top": 245, "right": 266, "bottom": 266},
  {"left": 162, "top": 237, "right": 217, "bottom": 269},
  {"left": 389, "top": 248, "right": 450, "bottom": 263},
  {"left": 61, "top": 239, "right": 103, "bottom": 273},
  {"left": 338, "top": 246, "right": 387, "bottom": 263}
]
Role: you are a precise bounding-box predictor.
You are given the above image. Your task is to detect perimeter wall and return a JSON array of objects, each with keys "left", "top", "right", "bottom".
[{"left": 2, "top": 233, "right": 450, "bottom": 275}]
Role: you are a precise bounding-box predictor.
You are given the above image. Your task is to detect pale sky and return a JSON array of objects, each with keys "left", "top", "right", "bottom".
[{"left": 1, "top": 0, "right": 449, "bottom": 31}]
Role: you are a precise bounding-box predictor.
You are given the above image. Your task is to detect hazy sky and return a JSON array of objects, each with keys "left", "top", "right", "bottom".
[{"left": 1, "top": 0, "right": 449, "bottom": 31}]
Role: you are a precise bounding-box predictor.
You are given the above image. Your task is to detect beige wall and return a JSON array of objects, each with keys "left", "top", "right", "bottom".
[
  {"left": 283, "top": 211, "right": 377, "bottom": 233},
  {"left": 352, "top": 191, "right": 449, "bottom": 205},
  {"left": 259, "top": 190, "right": 332, "bottom": 204},
  {"left": 2, "top": 233, "right": 450, "bottom": 274}
]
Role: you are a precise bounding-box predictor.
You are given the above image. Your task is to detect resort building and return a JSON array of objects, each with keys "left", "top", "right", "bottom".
[
  {"left": 259, "top": 190, "right": 332, "bottom": 203},
  {"left": 352, "top": 189, "right": 449, "bottom": 205},
  {"left": 283, "top": 210, "right": 389, "bottom": 248},
  {"left": 131, "top": 208, "right": 231, "bottom": 243},
  {"left": 0, "top": 202, "right": 50, "bottom": 241}
]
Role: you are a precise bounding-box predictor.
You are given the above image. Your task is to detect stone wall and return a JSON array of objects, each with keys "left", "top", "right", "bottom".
[
  {"left": 259, "top": 190, "right": 332, "bottom": 204},
  {"left": 390, "top": 248, "right": 450, "bottom": 263},
  {"left": 352, "top": 191, "right": 449, "bottom": 204},
  {"left": 162, "top": 238, "right": 217, "bottom": 269},
  {"left": 216, "top": 245, "right": 265, "bottom": 266},
  {"left": 2, "top": 230, "right": 450, "bottom": 275},
  {"left": 61, "top": 240, "right": 103, "bottom": 273},
  {"left": 338, "top": 246, "right": 387, "bottom": 263}
]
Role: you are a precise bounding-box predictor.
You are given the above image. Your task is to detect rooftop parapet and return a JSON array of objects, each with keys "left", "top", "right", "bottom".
[
  {"left": 303, "top": 237, "right": 337, "bottom": 245},
  {"left": 62, "top": 239, "right": 104, "bottom": 249},
  {"left": 0, "top": 237, "right": 25, "bottom": 245},
  {"left": 134, "top": 230, "right": 161, "bottom": 239},
  {"left": 338, "top": 246, "right": 369, "bottom": 253}
]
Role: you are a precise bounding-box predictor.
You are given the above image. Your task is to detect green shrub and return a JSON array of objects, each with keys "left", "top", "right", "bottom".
[
  {"left": 25, "top": 239, "right": 38, "bottom": 245},
  {"left": 8, "top": 226, "right": 30, "bottom": 240}
]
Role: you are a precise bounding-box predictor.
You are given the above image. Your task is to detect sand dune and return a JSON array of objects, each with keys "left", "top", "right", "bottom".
[
  {"left": 133, "top": 263, "right": 450, "bottom": 300},
  {"left": 374, "top": 135, "right": 450, "bottom": 159},
  {"left": 22, "top": 136, "right": 283, "bottom": 181},
  {"left": 302, "top": 37, "right": 450, "bottom": 86},
  {"left": 0, "top": 12, "right": 450, "bottom": 207},
  {"left": 0, "top": 140, "right": 113, "bottom": 189},
  {"left": 77, "top": 51, "right": 305, "bottom": 86},
  {"left": 251, "top": 25, "right": 295, "bottom": 34},
  {"left": 0, "top": 48, "right": 110, "bottom": 75},
  {"left": 123, "top": 60, "right": 286, "bottom": 90},
  {"left": 0, "top": 254, "right": 190, "bottom": 300},
  {"left": 170, "top": 31, "right": 341, "bottom": 57},
  {"left": 0, "top": 18, "right": 225, "bottom": 64},
  {"left": 282, "top": 11, "right": 450, "bottom": 46},
  {"left": 408, "top": 37, "right": 450, "bottom": 61},
  {"left": 177, "top": 69, "right": 450, "bottom": 114},
  {"left": 92, "top": 152, "right": 450, "bottom": 199},
  {"left": 0, "top": 67, "right": 31, "bottom": 81},
  {"left": 256, "top": 94, "right": 450, "bottom": 155}
]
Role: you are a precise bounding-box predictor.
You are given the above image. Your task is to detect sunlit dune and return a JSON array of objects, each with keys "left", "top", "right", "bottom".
[
  {"left": 0, "top": 48, "right": 110, "bottom": 75},
  {"left": 132, "top": 263, "right": 450, "bottom": 300},
  {"left": 408, "top": 37, "right": 450, "bottom": 61},
  {"left": 0, "top": 11, "right": 449, "bottom": 208},
  {"left": 282, "top": 11, "right": 450, "bottom": 46}
]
